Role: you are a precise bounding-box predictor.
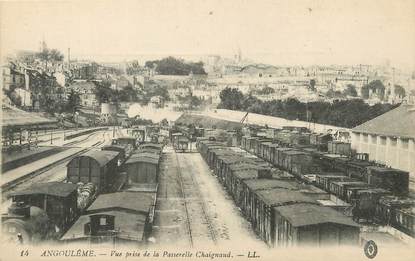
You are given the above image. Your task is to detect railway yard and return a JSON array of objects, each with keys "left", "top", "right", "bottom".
[{"left": 1, "top": 122, "right": 415, "bottom": 252}]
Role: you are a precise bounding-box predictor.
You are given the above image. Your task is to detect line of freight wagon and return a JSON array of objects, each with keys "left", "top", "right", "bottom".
[
  {"left": 238, "top": 128, "right": 413, "bottom": 238},
  {"left": 195, "top": 126, "right": 414, "bottom": 247},
  {"left": 2, "top": 136, "right": 164, "bottom": 246},
  {"left": 196, "top": 138, "right": 361, "bottom": 247}
]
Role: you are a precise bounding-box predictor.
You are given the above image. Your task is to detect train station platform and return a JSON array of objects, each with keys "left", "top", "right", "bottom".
[
  {"left": 1, "top": 146, "right": 68, "bottom": 173},
  {"left": 1, "top": 147, "right": 85, "bottom": 188}
]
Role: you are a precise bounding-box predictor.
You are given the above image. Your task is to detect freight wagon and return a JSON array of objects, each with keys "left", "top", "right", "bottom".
[
  {"left": 125, "top": 153, "right": 160, "bottom": 184},
  {"left": 366, "top": 166, "right": 409, "bottom": 196},
  {"left": 274, "top": 203, "right": 360, "bottom": 247},
  {"left": 66, "top": 150, "right": 120, "bottom": 193}
]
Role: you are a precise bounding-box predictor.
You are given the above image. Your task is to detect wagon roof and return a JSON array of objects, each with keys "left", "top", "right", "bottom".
[
  {"left": 10, "top": 182, "right": 78, "bottom": 197},
  {"left": 116, "top": 137, "right": 136, "bottom": 141},
  {"left": 74, "top": 150, "right": 119, "bottom": 167},
  {"left": 60, "top": 210, "right": 147, "bottom": 241},
  {"left": 283, "top": 150, "right": 306, "bottom": 155},
  {"left": 87, "top": 191, "right": 155, "bottom": 214},
  {"left": 256, "top": 188, "right": 316, "bottom": 206},
  {"left": 126, "top": 154, "right": 160, "bottom": 164},
  {"left": 331, "top": 181, "right": 368, "bottom": 186},
  {"left": 136, "top": 147, "right": 161, "bottom": 153},
  {"left": 139, "top": 143, "right": 163, "bottom": 149},
  {"left": 232, "top": 170, "right": 261, "bottom": 180},
  {"left": 244, "top": 179, "right": 299, "bottom": 190},
  {"left": 268, "top": 144, "right": 280, "bottom": 148},
  {"left": 101, "top": 145, "right": 126, "bottom": 153},
  {"left": 315, "top": 172, "right": 345, "bottom": 177},
  {"left": 367, "top": 166, "right": 408, "bottom": 173},
  {"left": 274, "top": 203, "right": 359, "bottom": 227}
]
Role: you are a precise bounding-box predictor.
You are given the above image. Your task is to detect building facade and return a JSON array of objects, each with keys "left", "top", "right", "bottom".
[{"left": 351, "top": 104, "right": 415, "bottom": 181}]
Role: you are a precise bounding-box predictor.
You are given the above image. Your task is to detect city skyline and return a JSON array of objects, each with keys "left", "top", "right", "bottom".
[{"left": 1, "top": 0, "right": 414, "bottom": 70}]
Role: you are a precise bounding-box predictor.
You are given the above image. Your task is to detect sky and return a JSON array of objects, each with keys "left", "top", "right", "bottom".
[{"left": 1, "top": 0, "right": 414, "bottom": 70}]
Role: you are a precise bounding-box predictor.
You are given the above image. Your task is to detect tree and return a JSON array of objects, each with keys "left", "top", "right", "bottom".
[
  {"left": 394, "top": 85, "right": 406, "bottom": 98},
  {"left": 36, "top": 45, "right": 64, "bottom": 69},
  {"left": 309, "top": 79, "right": 316, "bottom": 91},
  {"left": 218, "top": 87, "right": 244, "bottom": 110},
  {"left": 93, "top": 81, "right": 115, "bottom": 104},
  {"left": 343, "top": 84, "right": 358, "bottom": 97},
  {"left": 145, "top": 56, "right": 206, "bottom": 75},
  {"left": 65, "top": 89, "right": 80, "bottom": 112},
  {"left": 361, "top": 80, "right": 385, "bottom": 100}
]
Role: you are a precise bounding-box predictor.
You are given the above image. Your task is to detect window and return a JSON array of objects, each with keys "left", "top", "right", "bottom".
[
  {"left": 371, "top": 135, "right": 377, "bottom": 144},
  {"left": 390, "top": 138, "right": 397, "bottom": 147},
  {"left": 100, "top": 217, "right": 107, "bottom": 225},
  {"left": 8, "top": 226, "right": 16, "bottom": 233},
  {"left": 380, "top": 137, "right": 386, "bottom": 145},
  {"left": 363, "top": 134, "right": 368, "bottom": 143}
]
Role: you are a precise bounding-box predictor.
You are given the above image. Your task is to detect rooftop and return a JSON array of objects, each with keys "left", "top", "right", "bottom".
[
  {"left": 10, "top": 182, "right": 78, "bottom": 198},
  {"left": 88, "top": 191, "right": 155, "bottom": 214},
  {"left": 69, "top": 150, "right": 119, "bottom": 167},
  {"left": 256, "top": 188, "right": 316, "bottom": 207},
  {"left": 60, "top": 210, "right": 147, "bottom": 241},
  {"left": 274, "top": 203, "right": 359, "bottom": 227},
  {"left": 244, "top": 179, "right": 299, "bottom": 191},
  {"left": 353, "top": 104, "right": 415, "bottom": 139},
  {"left": 1, "top": 106, "right": 57, "bottom": 128}
]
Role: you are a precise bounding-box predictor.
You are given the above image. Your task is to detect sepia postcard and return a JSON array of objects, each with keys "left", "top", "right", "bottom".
[{"left": 0, "top": 0, "right": 414, "bottom": 260}]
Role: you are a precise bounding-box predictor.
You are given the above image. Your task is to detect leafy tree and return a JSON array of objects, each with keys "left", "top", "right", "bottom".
[
  {"left": 361, "top": 80, "right": 385, "bottom": 100},
  {"left": 218, "top": 87, "right": 244, "bottom": 110},
  {"left": 394, "top": 85, "right": 406, "bottom": 97},
  {"left": 93, "top": 81, "right": 115, "bottom": 104},
  {"left": 145, "top": 56, "right": 206, "bottom": 75},
  {"left": 309, "top": 79, "right": 316, "bottom": 91},
  {"left": 343, "top": 84, "right": 358, "bottom": 97},
  {"left": 36, "top": 46, "right": 64, "bottom": 68},
  {"left": 256, "top": 86, "right": 275, "bottom": 95},
  {"left": 65, "top": 89, "right": 81, "bottom": 112}
]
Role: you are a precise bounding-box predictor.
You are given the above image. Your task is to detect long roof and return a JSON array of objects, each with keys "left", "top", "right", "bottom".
[
  {"left": 256, "top": 188, "right": 316, "bottom": 206},
  {"left": 274, "top": 203, "right": 359, "bottom": 227},
  {"left": 352, "top": 104, "right": 415, "bottom": 139},
  {"left": 1, "top": 105, "right": 57, "bottom": 128},
  {"left": 87, "top": 191, "right": 155, "bottom": 214},
  {"left": 244, "top": 179, "right": 299, "bottom": 191},
  {"left": 60, "top": 210, "right": 147, "bottom": 241},
  {"left": 10, "top": 182, "right": 77, "bottom": 197},
  {"left": 72, "top": 150, "right": 119, "bottom": 167}
]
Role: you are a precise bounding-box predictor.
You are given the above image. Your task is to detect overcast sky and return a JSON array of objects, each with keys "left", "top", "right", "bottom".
[{"left": 1, "top": 0, "right": 414, "bottom": 70}]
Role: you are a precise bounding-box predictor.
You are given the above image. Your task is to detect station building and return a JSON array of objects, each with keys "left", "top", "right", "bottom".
[{"left": 351, "top": 104, "right": 415, "bottom": 181}]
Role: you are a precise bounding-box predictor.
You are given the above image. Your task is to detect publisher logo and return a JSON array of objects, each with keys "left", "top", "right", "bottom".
[{"left": 364, "top": 240, "right": 378, "bottom": 259}]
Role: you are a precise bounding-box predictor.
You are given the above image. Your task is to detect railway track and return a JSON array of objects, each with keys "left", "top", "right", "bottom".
[
  {"left": 174, "top": 150, "right": 218, "bottom": 247},
  {"left": 1, "top": 140, "right": 104, "bottom": 200}
]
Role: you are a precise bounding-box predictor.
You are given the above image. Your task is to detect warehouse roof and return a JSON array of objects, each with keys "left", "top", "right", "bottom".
[
  {"left": 274, "top": 203, "right": 359, "bottom": 227},
  {"left": 10, "top": 182, "right": 77, "bottom": 197},
  {"left": 60, "top": 210, "right": 147, "bottom": 241},
  {"left": 87, "top": 191, "right": 155, "bottom": 214},
  {"left": 256, "top": 188, "right": 316, "bottom": 206},
  {"left": 353, "top": 104, "right": 415, "bottom": 139}
]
